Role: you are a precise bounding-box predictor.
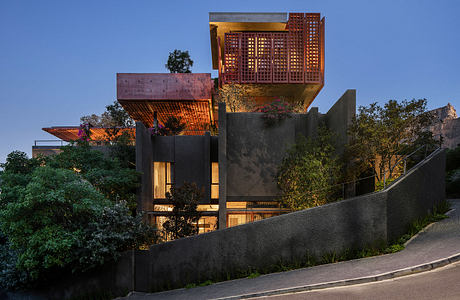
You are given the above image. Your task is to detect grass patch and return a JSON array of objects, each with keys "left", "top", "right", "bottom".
[{"left": 247, "top": 272, "right": 261, "bottom": 279}]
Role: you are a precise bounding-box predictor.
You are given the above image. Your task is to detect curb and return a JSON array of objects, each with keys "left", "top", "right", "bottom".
[
  {"left": 214, "top": 253, "right": 460, "bottom": 299},
  {"left": 402, "top": 208, "right": 456, "bottom": 247}
]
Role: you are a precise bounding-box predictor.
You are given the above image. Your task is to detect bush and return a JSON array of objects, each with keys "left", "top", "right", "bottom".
[
  {"left": 277, "top": 128, "right": 342, "bottom": 210},
  {"left": 255, "top": 99, "right": 294, "bottom": 127},
  {"left": 47, "top": 144, "right": 140, "bottom": 211},
  {"left": 0, "top": 152, "right": 155, "bottom": 289}
]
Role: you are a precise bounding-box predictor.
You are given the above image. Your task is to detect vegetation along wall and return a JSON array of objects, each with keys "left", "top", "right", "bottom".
[{"left": 134, "top": 148, "right": 445, "bottom": 292}]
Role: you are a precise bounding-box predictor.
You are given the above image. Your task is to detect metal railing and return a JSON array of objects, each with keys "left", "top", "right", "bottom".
[
  {"left": 382, "top": 144, "right": 440, "bottom": 188},
  {"left": 304, "top": 144, "right": 441, "bottom": 200},
  {"left": 33, "top": 140, "right": 68, "bottom": 147}
]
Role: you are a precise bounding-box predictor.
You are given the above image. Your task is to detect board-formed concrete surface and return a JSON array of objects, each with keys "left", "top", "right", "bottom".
[{"left": 116, "top": 199, "right": 460, "bottom": 300}]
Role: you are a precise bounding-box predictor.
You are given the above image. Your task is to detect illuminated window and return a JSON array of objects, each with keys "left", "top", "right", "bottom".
[
  {"left": 153, "top": 162, "right": 173, "bottom": 199},
  {"left": 198, "top": 216, "right": 218, "bottom": 234},
  {"left": 211, "top": 162, "right": 219, "bottom": 199}
]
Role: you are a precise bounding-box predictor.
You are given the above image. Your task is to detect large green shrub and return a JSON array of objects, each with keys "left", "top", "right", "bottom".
[
  {"left": 277, "top": 127, "right": 342, "bottom": 211},
  {"left": 47, "top": 144, "right": 139, "bottom": 211},
  {"left": 0, "top": 152, "right": 155, "bottom": 290}
]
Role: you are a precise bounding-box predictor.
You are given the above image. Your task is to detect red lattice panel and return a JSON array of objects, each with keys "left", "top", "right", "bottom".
[
  {"left": 287, "top": 13, "right": 305, "bottom": 83},
  {"left": 320, "top": 17, "right": 325, "bottom": 83},
  {"left": 272, "top": 32, "right": 289, "bottom": 83},
  {"left": 240, "top": 33, "right": 256, "bottom": 83},
  {"left": 223, "top": 33, "right": 240, "bottom": 83},
  {"left": 256, "top": 33, "right": 273, "bottom": 83},
  {"left": 221, "top": 13, "right": 324, "bottom": 85},
  {"left": 304, "top": 13, "right": 321, "bottom": 83}
]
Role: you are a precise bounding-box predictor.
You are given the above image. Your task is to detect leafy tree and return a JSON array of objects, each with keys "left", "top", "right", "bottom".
[
  {"left": 0, "top": 167, "right": 109, "bottom": 280},
  {"left": 80, "top": 101, "right": 136, "bottom": 167},
  {"left": 0, "top": 153, "right": 156, "bottom": 289},
  {"left": 165, "top": 49, "right": 194, "bottom": 73},
  {"left": 345, "top": 99, "right": 436, "bottom": 185},
  {"left": 80, "top": 100, "right": 134, "bottom": 147},
  {"left": 277, "top": 127, "right": 342, "bottom": 211},
  {"left": 162, "top": 182, "right": 202, "bottom": 240},
  {"left": 47, "top": 144, "right": 139, "bottom": 211},
  {"left": 80, "top": 101, "right": 133, "bottom": 129}
]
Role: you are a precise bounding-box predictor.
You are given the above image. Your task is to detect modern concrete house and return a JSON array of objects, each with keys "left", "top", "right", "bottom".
[
  {"left": 36, "top": 12, "right": 355, "bottom": 233},
  {"left": 122, "top": 12, "right": 341, "bottom": 232}
]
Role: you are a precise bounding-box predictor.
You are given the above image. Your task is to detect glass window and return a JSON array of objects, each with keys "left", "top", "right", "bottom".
[
  {"left": 198, "top": 216, "right": 218, "bottom": 234},
  {"left": 153, "top": 162, "right": 173, "bottom": 199},
  {"left": 211, "top": 162, "right": 219, "bottom": 199},
  {"left": 227, "top": 202, "right": 248, "bottom": 209}
]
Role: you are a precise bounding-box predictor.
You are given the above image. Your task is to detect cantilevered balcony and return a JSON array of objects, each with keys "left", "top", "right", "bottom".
[{"left": 210, "top": 12, "right": 325, "bottom": 109}]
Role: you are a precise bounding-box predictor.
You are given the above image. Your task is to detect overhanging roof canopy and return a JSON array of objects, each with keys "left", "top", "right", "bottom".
[
  {"left": 43, "top": 127, "right": 135, "bottom": 142},
  {"left": 117, "top": 73, "right": 214, "bottom": 131}
]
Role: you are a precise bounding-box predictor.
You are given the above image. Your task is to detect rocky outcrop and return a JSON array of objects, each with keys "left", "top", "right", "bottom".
[{"left": 429, "top": 103, "right": 460, "bottom": 149}]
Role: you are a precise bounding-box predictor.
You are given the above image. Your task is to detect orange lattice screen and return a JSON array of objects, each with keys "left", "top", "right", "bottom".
[
  {"left": 222, "top": 13, "right": 324, "bottom": 85},
  {"left": 273, "top": 32, "right": 289, "bottom": 83},
  {"left": 223, "top": 33, "right": 240, "bottom": 83}
]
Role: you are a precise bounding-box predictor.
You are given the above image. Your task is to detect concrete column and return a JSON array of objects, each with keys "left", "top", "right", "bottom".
[
  {"left": 306, "top": 107, "right": 319, "bottom": 139},
  {"left": 218, "top": 102, "right": 227, "bottom": 229},
  {"left": 135, "top": 122, "right": 153, "bottom": 213},
  {"left": 325, "top": 89, "right": 356, "bottom": 155},
  {"left": 203, "top": 132, "right": 211, "bottom": 203}
]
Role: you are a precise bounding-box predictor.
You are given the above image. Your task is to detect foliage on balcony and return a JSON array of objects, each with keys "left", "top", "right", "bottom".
[{"left": 255, "top": 99, "right": 295, "bottom": 127}]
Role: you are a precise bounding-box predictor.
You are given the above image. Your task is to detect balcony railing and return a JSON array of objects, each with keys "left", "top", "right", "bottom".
[{"left": 33, "top": 140, "right": 69, "bottom": 147}]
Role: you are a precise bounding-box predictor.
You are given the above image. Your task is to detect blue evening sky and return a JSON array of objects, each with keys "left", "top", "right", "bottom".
[{"left": 0, "top": 0, "right": 459, "bottom": 164}]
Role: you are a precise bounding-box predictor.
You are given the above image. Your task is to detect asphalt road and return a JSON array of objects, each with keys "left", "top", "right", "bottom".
[{"left": 257, "top": 261, "right": 460, "bottom": 300}]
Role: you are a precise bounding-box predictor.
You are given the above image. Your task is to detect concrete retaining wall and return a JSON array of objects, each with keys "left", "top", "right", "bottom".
[
  {"left": 6, "top": 149, "right": 445, "bottom": 299},
  {"left": 132, "top": 148, "right": 445, "bottom": 292},
  {"left": 385, "top": 149, "right": 446, "bottom": 241}
]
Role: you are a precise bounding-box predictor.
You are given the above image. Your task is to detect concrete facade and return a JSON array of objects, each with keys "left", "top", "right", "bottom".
[
  {"left": 217, "top": 90, "right": 356, "bottom": 228},
  {"left": 136, "top": 122, "right": 218, "bottom": 213},
  {"left": 134, "top": 89, "right": 356, "bottom": 229},
  {"left": 135, "top": 148, "right": 445, "bottom": 292}
]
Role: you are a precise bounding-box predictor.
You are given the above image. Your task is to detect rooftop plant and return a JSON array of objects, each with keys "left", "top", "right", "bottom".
[{"left": 255, "top": 99, "right": 295, "bottom": 127}]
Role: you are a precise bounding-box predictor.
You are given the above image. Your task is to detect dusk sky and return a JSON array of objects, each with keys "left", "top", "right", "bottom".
[{"left": 0, "top": 0, "right": 459, "bottom": 164}]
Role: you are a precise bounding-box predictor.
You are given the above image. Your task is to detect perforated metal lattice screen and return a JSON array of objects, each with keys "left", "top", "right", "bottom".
[
  {"left": 288, "top": 13, "right": 305, "bottom": 83},
  {"left": 304, "top": 13, "right": 321, "bottom": 82},
  {"left": 223, "top": 33, "right": 240, "bottom": 83},
  {"left": 256, "top": 33, "right": 273, "bottom": 83},
  {"left": 222, "top": 13, "right": 324, "bottom": 85},
  {"left": 273, "top": 32, "right": 289, "bottom": 83},
  {"left": 241, "top": 33, "right": 256, "bottom": 83}
]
